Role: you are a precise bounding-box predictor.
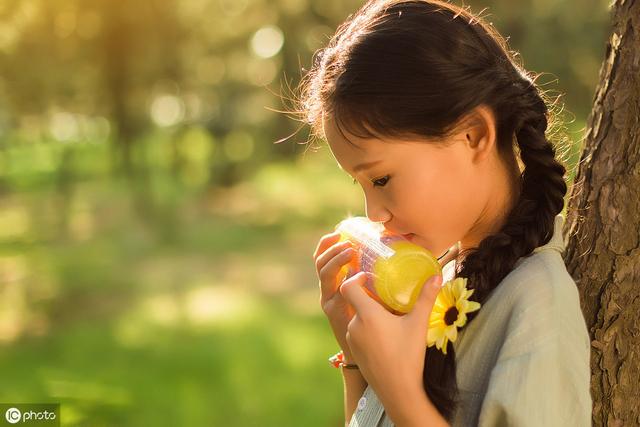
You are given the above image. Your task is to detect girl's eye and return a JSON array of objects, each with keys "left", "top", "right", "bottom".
[{"left": 372, "top": 175, "right": 390, "bottom": 187}]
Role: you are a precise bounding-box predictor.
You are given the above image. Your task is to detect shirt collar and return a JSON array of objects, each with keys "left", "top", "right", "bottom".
[{"left": 532, "top": 213, "right": 566, "bottom": 254}]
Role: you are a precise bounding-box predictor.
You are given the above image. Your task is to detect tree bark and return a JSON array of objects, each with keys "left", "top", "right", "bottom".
[{"left": 563, "top": 1, "right": 640, "bottom": 426}]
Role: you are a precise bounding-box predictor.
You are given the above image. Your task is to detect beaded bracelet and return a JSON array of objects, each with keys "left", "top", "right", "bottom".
[{"left": 328, "top": 350, "right": 359, "bottom": 369}]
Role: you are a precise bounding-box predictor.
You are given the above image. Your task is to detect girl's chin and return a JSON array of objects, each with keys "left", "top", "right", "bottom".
[
  {"left": 410, "top": 236, "right": 449, "bottom": 260},
  {"left": 406, "top": 235, "right": 430, "bottom": 250}
]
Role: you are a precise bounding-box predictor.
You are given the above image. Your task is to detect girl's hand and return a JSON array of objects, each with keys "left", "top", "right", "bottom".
[
  {"left": 312, "top": 230, "right": 358, "bottom": 361},
  {"left": 339, "top": 272, "right": 443, "bottom": 405}
]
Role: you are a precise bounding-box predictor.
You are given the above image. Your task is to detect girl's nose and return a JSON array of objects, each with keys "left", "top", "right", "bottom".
[{"left": 365, "top": 198, "right": 392, "bottom": 224}]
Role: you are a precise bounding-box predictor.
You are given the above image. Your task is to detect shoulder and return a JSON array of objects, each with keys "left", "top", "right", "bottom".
[
  {"left": 502, "top": 248, "right": 580, "bottom": 314},
  {"left": 500, "top": 248, "right": 575, "bottom": 308},
  {"left": 478, "top": 213, "right": 576, "bottom": 316},
  {"left": 488, "top": 249, "right": 589, "bottom": 359},
  {"left": 472, "top": 253, "right": 593, "bottom": 426}
]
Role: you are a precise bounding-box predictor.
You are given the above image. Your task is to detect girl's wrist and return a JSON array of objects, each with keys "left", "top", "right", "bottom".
[
  {"left": 329, "top": 350, "right": 359, "bottom": 369},
  {"left": 341, "top": 350, "right": 355, "bottom": 364}
]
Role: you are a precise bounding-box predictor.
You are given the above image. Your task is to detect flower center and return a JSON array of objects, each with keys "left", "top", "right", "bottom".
[{"left": 444, "top": 306, "right": 459, "bottom": 326}]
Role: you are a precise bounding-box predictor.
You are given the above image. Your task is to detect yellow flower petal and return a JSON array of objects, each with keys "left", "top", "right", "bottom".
[
  {"left": 428, "top": 324, "right": 445, "bottom": 347},
  {"left": 434, "top": 298, "right": 449, "bottom": 311},
  {"left": 429, "top": 310, "right": 444, "bottom": 323},
  {"left": 436, "top": 333, "right": 446, "bottom": 350},
  {"left": 429, "top": 319, "right": 445, "bottom": 329},
  {"left": 445, "top": 325, "right": 458, "bottom": 342},
  {"left": 454, "top": 313, "right": 467, "bottom": 328},
  {"left": 439, "top": 286, "right": 453, "bottom": 307},
  {"left": 452, "top": 278, "right": 465, "bottom": 299},
  {"left": 467, "top": 301, "right": 481, "bottom": 312}
]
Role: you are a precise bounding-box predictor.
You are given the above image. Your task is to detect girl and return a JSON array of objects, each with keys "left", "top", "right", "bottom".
[{"left": 305, "top": 0, "right": 592, "bottom": 426}]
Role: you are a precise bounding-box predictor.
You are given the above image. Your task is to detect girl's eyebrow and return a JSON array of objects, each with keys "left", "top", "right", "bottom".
[{"left": 348, "top": 159, "right": 382, "bottom": 173}]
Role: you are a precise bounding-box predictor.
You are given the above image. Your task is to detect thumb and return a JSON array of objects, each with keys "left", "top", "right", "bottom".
[
  {"left": 407, "top": 273, "right": 443, "bottom": 323},
  {"left": 340, "top": 271, "right": 381, "bottom": 317}
]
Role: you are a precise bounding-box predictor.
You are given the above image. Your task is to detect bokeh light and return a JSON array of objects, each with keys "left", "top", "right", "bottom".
[{"left": 250, "top": 25, "right": 285, "bottom": 59}]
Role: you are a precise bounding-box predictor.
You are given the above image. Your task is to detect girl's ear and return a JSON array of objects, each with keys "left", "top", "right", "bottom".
[{"left": 465, "top": 104, "right": 497, "bottom": 165}]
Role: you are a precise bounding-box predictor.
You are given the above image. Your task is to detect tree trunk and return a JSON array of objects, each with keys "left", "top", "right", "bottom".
[{"left": 563, "top": 1, "right": 640, "bottom": 426}]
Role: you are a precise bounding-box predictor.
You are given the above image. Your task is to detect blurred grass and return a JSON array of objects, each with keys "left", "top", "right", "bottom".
[{"left": 0, "top": 137, "right": 366, "bottom": 427}]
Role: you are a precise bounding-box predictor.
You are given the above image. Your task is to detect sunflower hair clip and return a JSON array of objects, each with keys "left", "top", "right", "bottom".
[{"left": 427, "top": 277, "right": 481, "bottom": 355}]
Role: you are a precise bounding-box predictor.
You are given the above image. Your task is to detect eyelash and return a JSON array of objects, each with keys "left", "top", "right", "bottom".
[{"left": 352, "top": 175, "right": 391, "bottom": 188}]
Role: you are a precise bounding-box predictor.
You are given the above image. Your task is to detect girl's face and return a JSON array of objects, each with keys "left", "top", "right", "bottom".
[{"left": 322, "top": 107, "right": 517, "bottom": 259}]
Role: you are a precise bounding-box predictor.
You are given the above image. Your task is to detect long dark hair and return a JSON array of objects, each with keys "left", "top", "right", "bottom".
[{"left": 289, "top": 0, "right": 570, "bottom": 421}]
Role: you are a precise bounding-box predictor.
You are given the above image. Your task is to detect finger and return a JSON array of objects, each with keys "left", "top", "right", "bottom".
[
  {"left": 318, "top": 246, "right": 356, "bottom": 298},
  {"left": 406, "top": 274, "right": 443, "bottom": 325},
  {"left": 312, "top": 231, "right": 341, "bottom": 260},
  {"left": 315, "top": 239, "right": 353, "bottom": 275},
  {"left": 339, "top": 271, "right": 383, "bottom": 318}
]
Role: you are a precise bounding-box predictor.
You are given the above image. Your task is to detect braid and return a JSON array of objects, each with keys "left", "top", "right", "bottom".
[{"left": 456, "top": 77, "right": 568, "bottom": 320}]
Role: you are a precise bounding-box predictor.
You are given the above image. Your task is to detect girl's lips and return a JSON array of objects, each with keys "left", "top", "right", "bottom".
[{"left": 403, "top": 233, "right": 415, "bottom": 240}]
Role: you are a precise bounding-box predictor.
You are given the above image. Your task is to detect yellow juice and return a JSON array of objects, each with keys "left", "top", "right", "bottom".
[{"left": 335, "top": 216, "right": 442, "bottom": 314}]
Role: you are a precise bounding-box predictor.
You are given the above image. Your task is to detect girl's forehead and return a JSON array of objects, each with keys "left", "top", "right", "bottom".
[
  {"left": 322, "top": 114, "right": 386, "bottom": 153},
  {"left": 321, "top": 112, "right": 451, "bottom": 168}
]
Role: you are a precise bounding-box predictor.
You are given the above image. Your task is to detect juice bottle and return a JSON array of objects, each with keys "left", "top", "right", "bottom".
[{"left": 335, "top": 216, "right": 442, "bottom": 314}]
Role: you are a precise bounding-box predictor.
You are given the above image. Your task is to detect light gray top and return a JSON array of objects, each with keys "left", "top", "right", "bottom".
[{"left": 348, "top": 213, "right": 592, "bottom": 427}]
